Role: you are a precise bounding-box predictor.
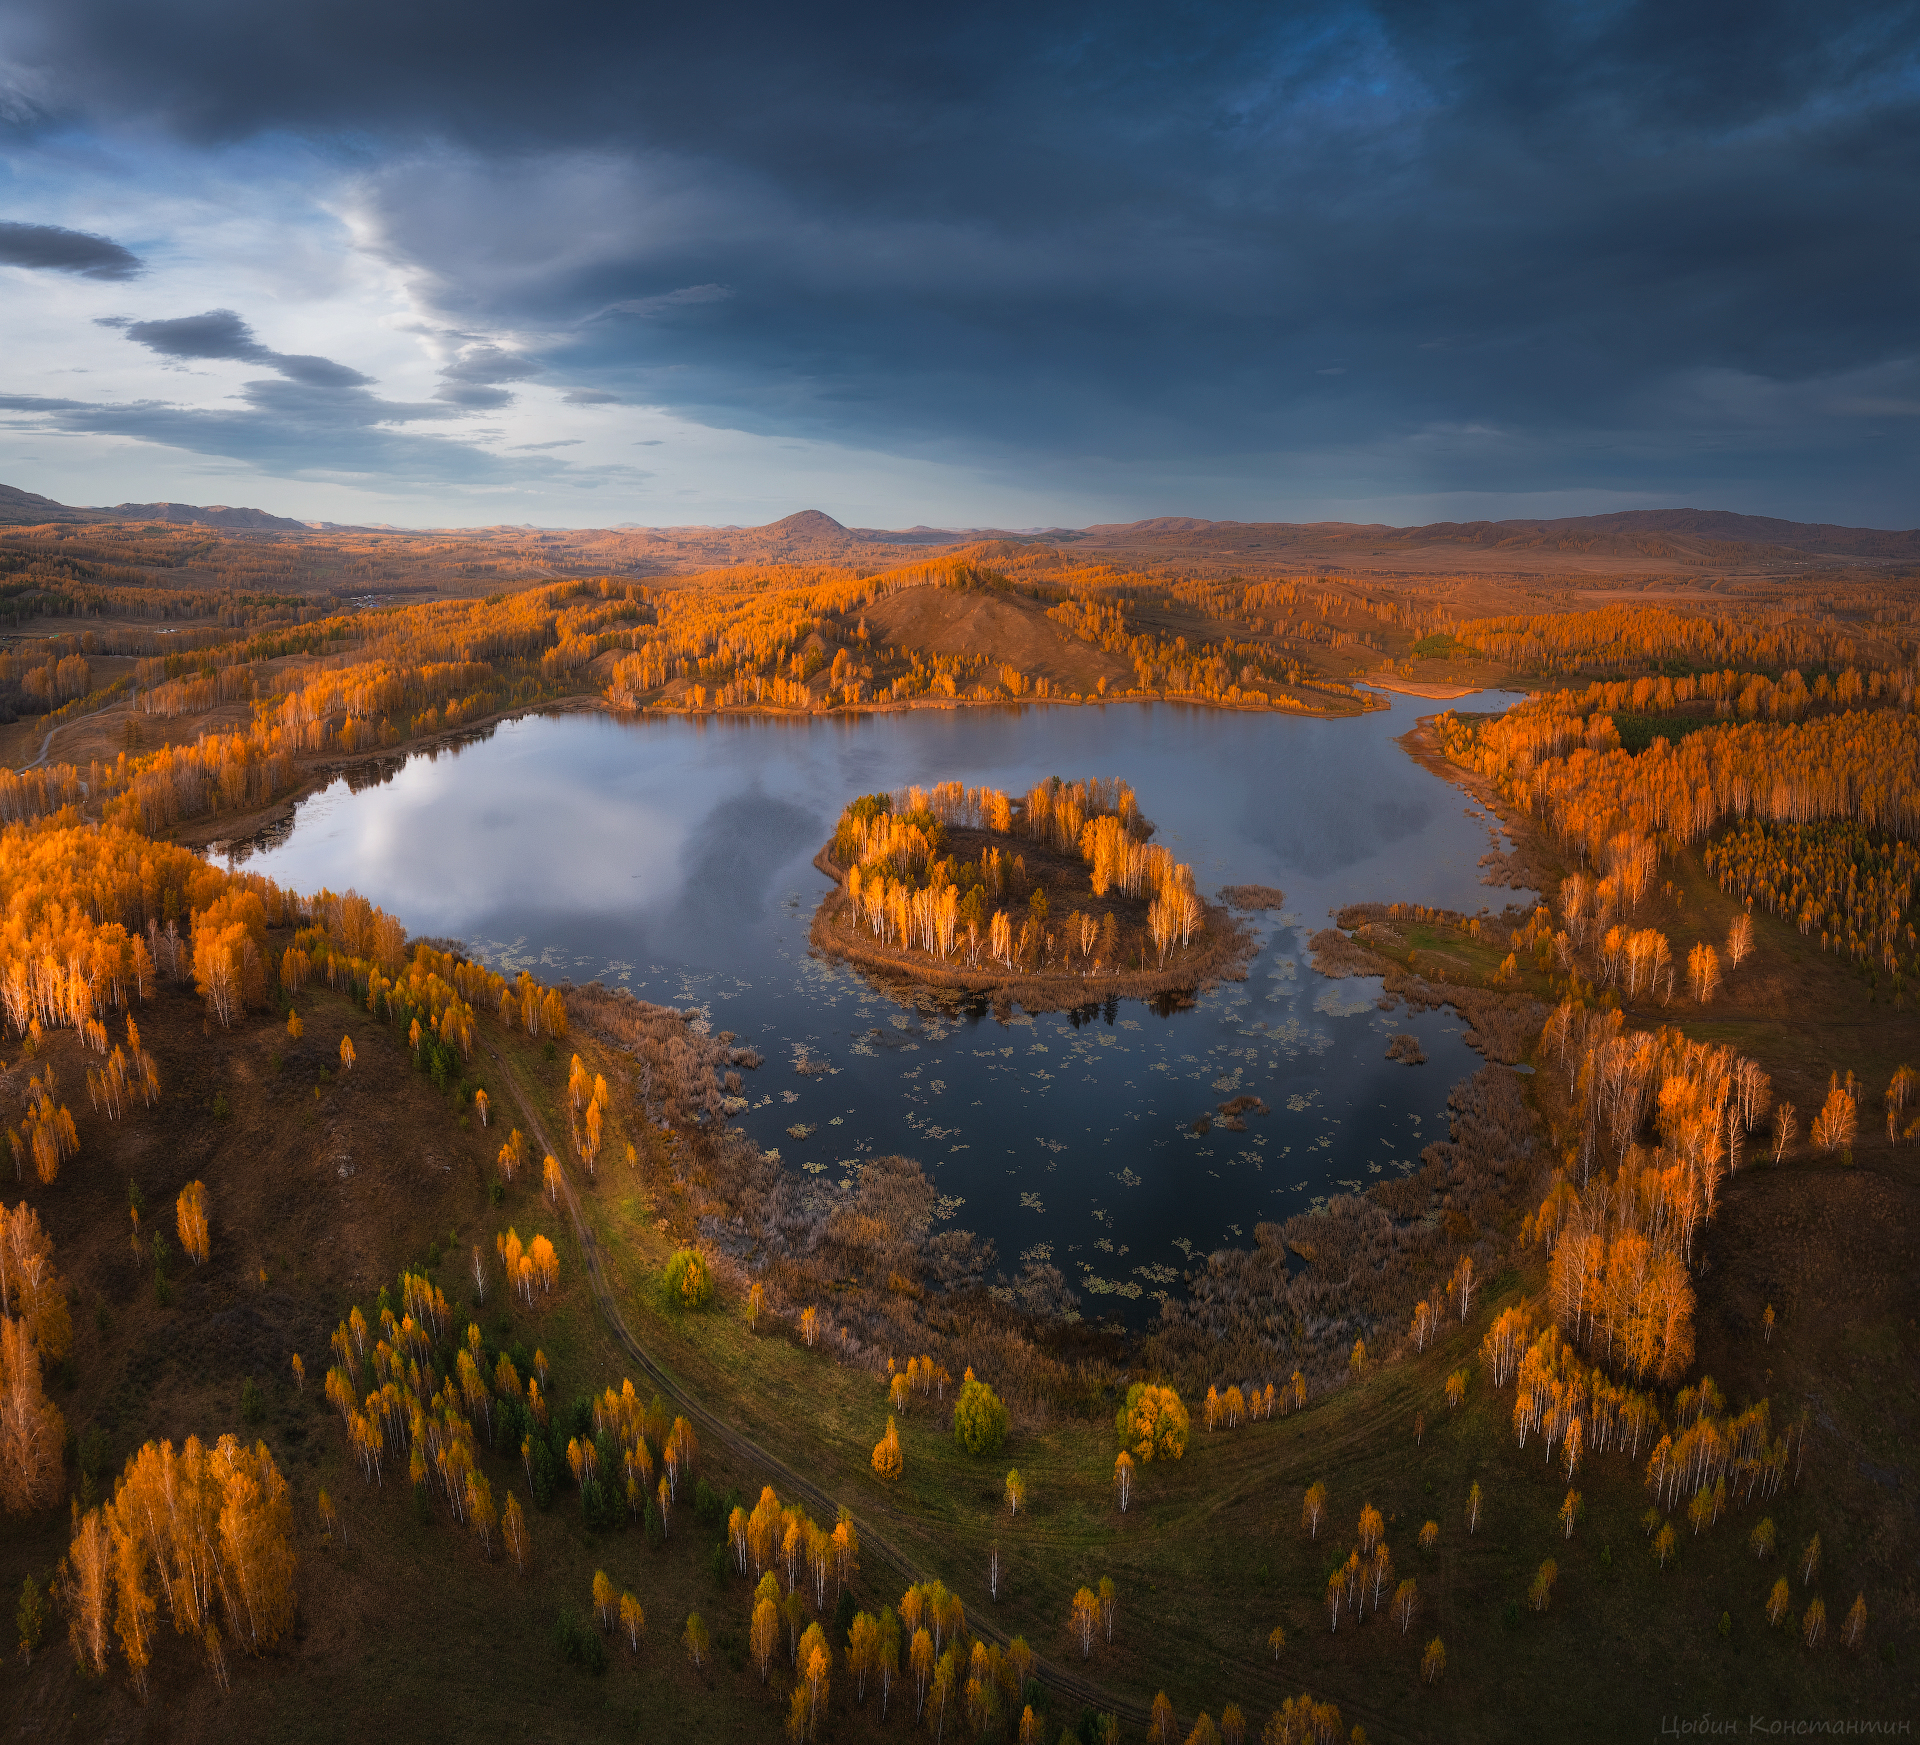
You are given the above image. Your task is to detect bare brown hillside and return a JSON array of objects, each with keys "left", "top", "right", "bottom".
[{"left": 854, "top": 582, "right": 1133, "bottom": 695}]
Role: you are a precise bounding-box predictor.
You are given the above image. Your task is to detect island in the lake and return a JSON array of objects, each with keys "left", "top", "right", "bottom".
[{"left": 809, "top": 776, "right": 1258, "bottom": 1008}]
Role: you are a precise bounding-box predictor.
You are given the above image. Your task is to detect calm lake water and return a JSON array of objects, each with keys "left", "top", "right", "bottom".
[{"left": 227, "top": 694, "right": 1527, "bottom": 1320}]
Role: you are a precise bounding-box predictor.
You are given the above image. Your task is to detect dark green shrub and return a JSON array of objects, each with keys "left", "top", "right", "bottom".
[
  {"left": 530, "top": 1434, "right": 558, "bottom": 1508},
  {"left": 77, "top": 1427, "right": 111, "bottom": 1486},
  {"left": 554, "top": 1607, "right": 607, "bottom": 1672},
  {"left": 582, "top": 1478, "right": 621, "bottom": 1532},
  {"left": 494, "top": 1395, "right": 527, "bottom": 1456}
]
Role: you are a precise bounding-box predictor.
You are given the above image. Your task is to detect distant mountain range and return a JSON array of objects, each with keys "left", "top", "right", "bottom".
[
  {"left": 606, "top": 505, "right": 1920, "bottom": 568},
  {"left": 1061, "top": 508, "right": 1920, "bottom": 564},
  {"left": 4, "top": 483, "right": 1916, "bottom": 567},
  {"left": 0, "top": 481, "right": 308, "bottom": 531}
]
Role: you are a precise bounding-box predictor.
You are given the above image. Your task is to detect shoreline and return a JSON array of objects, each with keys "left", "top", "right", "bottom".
[
  {"left": 180, "top": 686, "right": 1389, "bottom": 859},
  {"left": 1357, "top": 671, "right": 1511, "bottom": 700},
  {"left": 170, "top": 686, "right": 1479, "bottom": 869},
  {"left": 612, "top": 685, "right": 1381, "bottom": 721},
  {"left": 184, "top": 695, "right": 607, "bottom": 854},
  {"left": 1398, "top": 713, "right": 1554, "bottom": 899}
]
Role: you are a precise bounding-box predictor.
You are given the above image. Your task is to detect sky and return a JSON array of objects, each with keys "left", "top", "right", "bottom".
[{"left": 0, "top": 1, "right": 1916, "bottom": 531}]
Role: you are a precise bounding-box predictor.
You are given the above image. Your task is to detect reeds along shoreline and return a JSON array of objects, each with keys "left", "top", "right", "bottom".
[
  {"left": 566, "top": 983, "right": 1130, "bottom": 1423},
  {"left": 1143, "top": 1064, "right": 1545, "bottom": 1393}
]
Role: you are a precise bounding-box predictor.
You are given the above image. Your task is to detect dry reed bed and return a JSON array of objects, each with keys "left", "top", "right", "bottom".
[
  {"left": 567, "top": 983, "right": 1128, "bottom": 1425},
  {"left": 1217, "top": 883, "right": 1287, "bottom": 910},
  {"left": 1143, "top": 1066, "right": 1545, "bottom": 1393}
]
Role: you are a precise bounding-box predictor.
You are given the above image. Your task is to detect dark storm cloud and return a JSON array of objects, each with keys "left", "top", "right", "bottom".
[
  {"left": 5, "top": 0, "right": 1917, "bottom": 514},
  {"left": 0, "top": 219, "right": 142, "bottom": 278},
  {"left": 113, "top": 308, "right": 374, "bottom": 387}
]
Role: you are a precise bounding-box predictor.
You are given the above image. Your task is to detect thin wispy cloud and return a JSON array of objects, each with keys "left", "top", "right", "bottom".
[{"left": 589, "top": 284, "right": 733, "bottom": 322}]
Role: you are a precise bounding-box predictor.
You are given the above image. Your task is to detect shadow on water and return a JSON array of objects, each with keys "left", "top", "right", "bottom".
[{"left": 670, "top": 789, "right": 819, "bottom": 943}]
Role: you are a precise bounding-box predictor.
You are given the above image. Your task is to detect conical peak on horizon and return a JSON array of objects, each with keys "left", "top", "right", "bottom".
[{"left": 766, "top": 509, "right": 845, "bottom": 534}]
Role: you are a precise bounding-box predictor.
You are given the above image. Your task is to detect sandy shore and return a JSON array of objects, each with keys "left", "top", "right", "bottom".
[{"left": 1356, "top": 671, "right": 1491, "bottom": 700}]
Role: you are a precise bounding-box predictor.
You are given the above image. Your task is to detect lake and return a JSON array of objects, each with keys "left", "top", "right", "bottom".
[{"left": 226, "top": 692, "right": 1527, "bottom": 1320}]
